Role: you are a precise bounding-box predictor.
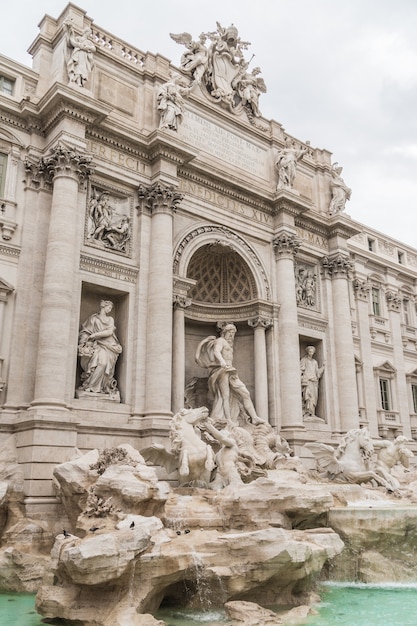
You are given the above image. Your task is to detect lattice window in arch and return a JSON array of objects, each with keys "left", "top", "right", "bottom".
[{"left": 187, "top": 244, "right": 257, "bottom": 304}]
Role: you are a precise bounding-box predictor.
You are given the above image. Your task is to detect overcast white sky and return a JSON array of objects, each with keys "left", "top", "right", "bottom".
[{"left": 3, "top": 1, "right": 417, "bottom": 248}]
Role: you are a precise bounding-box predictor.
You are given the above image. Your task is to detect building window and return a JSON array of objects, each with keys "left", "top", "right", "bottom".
[
  {"left": 0, "top": 76, "right": 14, "bottom": 96},
  {"left": 371, "top": 287, "right": 381, "bottom": 316},
  {"left": 379, "top": 378, "right": 391, "bottom": 411},
  {"left": 398, "top": 251, "right": 404, "bottom": 264},
  {"left": 412, "top": 384, "right": 417, "bottom": 414},
  {"left": 368, "top": 238, "right": 375, "bottom": 252},
  {"left": 0, "top": 153, "right": 7, "bottom": 198}
]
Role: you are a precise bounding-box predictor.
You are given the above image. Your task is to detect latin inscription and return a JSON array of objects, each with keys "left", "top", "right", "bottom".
[
  {"left": 179, "top": 179, "right": 271, "bottom": 225},
  {"left": 181, "top": 112, "right": 268, "bottom": 178},
  {"left": 295, "top": 226, "right": 327, "bottom": 249},
  {"left": 88, "top": 141, "right": 148, "bottom": 174}
]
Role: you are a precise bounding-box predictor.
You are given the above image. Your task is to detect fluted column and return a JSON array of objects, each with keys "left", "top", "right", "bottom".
[
  {"left": 272, "top": 232, "right": 304, "bottom": 430},
  {"left": 322, "top": 252, "right": 358, "bottom": 431},
  {"left": 385, "top": 290, "right": 411, "bottom": 438},
  {"left": 172, "top": 294, "right": 191, "bottom": 413},
  {"left": 32, "top": 144, "right": 93, "bottom": 408},
  {"left": 138, "top": 183, "right": 183, "bottom": 421},
  {"left": 248, "top": 315, "right": 272, "bottom": 421}
]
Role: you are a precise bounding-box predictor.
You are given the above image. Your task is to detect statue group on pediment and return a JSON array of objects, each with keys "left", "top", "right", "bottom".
[
  {"left": 87, "top": 188, "right": 131, "bottom": 253},
  {"left": 169, "top": 22, "right": 267, "bottom": 125}
]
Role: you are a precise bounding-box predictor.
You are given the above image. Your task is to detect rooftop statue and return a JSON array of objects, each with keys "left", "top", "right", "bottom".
[
  {"left": 156, "top": 72, "right": 192, "bottom": 131},
  {"left": 275, "top": 143, "right": 308, "bottom": 190},
  {"left": 64, "top": 19, "right": 96, "bottom": 88},
  {"left": 170, "top": 22, "right": 267, "bottom": 124},
  {"left": 328, "top": 162, "right": 352, "bottom": 214}
]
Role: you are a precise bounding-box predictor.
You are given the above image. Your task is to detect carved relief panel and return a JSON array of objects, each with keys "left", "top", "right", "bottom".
[
  {"left": 295, "top": 262, "right": 320, "bottom": 311},
  {"left": 85, "top": 183, "right": 133, "bottom": 256}
]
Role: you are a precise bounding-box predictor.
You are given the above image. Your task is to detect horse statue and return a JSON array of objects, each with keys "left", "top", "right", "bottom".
[
  {"left": 306, "top": 428, "right": 394, "bottom": 491},
  {"left": 141, "top": 406, "right": 216, "bottom": 488}
]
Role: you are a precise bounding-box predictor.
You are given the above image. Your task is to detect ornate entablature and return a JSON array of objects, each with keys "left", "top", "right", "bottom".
[
  {"left": 79, "top": 254, "right": 138, "bottom": 283},
  {"left": 85, "top": 184, "right": 132, "bottom": 256},
  {"left": 170, "top": 22, "right": 267, "bottom": 126}
]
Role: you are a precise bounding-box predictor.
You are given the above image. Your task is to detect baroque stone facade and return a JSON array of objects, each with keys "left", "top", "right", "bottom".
[{"left": 0, "top": 3, "right": 416, "bottom": 514}]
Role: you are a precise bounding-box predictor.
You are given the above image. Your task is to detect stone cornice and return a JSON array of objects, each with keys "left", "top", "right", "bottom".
[
  {"left": 86, "top": 129, "right": 149, "bottom": 163},
  {"left": 272, "top": 189, "right": 312, "bottom": 218},
  {"left": 35, "top": 84, "right": 112, "bottom": 135},
  {"left": 185, "top": 299, "right": 277, "bottom": 323},
  {"left": 145, "top": 130, "right": 198, "bottom": 166},
  {"left": 80, "top": 254, "right": 138, "bottom": 283}
]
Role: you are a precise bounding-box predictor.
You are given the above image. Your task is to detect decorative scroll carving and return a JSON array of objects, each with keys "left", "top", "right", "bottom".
[
  {"left": 138, "top": 182, "right": 183, "bottom": 215},
  {"left": 385, "top": 290, "right": 402, "bottom": 312},
  {"left": 173, "top": 294, "right": 192, "bottom": 310},
  {"left": 353, "top": 278, "right": 370, "bottom": 302},
  {"left": 272, "top": 232, "right": 301, "bottom": 259},
  {"left": 170, "top": 22, "right": 267, "bottom": 126},
  {"left": 295, "top": 264, "right": 317, "bottom": 308},
  {"left": 40, "top": 144, "right": 94, "bottom": 190},
  {"left": 247, "top": 316, "right": 272, "bottom": 330},
  {"left": 321, "top": 252, "right": 352, "bottom": 278}
]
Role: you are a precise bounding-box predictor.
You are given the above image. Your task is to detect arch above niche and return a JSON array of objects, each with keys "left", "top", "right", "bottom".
[{"left": 173, "top": 223, "right": 271, "bottom": 303}]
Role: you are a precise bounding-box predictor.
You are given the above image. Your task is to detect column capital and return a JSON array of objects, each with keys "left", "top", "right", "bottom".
[
  {"left": 272, "top": 232, "right": 301, "bottom": 259},
  {"left": 248, "top": 315, "right": 273, "bottom": 330},
  {"left": 321, "top": 251, "right": 352, "bottom": 279},
  {"left": 138, "top": 182, "right": 183, "bottom": 215},
  {"left": 42, "top": 143, "right": 94, "bottom": 187},
  {"left": 173, "top": 294, "right": 192, "bottom": 310},
  {"left": 352, "top": 278, "right": 370, "bottom": 302},
  {"left": 385, "top": 290, "right": 402, "bottom": 312}
]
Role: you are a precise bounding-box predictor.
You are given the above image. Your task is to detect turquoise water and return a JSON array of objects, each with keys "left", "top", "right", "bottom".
[
  {"left": 0, "top": 592, "right": 44, "bottom": 626},
  {"left": 3, "top": 585, "right": 417, "bottom": 625}
]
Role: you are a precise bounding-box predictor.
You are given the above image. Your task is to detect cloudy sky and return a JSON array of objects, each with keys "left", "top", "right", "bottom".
[{"left": 3, "top": 1, "right": 417, "bottom": 248}]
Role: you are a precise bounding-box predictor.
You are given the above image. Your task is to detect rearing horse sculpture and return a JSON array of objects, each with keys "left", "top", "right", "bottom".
[
  {"left": 306, "top": 428, "right": 394, "bottom": 491},
  {"left": 141, "top": 406, "right": 216, "bottom": 487}
]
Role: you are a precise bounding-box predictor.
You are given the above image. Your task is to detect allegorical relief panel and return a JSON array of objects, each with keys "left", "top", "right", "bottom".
[
  {"left": 295, "top": 262, "right": 320, "bottom": 311},
  {"left": 85, "top": 184, "right": 132, "bottom": 256}
]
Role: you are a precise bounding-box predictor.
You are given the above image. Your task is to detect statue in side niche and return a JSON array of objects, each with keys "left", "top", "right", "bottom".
[
  {"left": 157, "top": 72, "right": 192, "bottom": 131},
  {"left": 328, "top": 162, "right": 351, "bottom": 214},
  {"left": 300, "top": 346, "right": 325, "bottom": 420},
  {"left": 275, "top": 144, "right": 308, "bottom": 190},
  {"left": 195, "top": 323, "right": 265, "bottom": 427},
  {"left": 374, "top": 435, "right": 414, "bottom": 491},
  {"left": 77, "top": 300, "right": 122, "bottom": 400},
  {"left": 64, "top": 20, "right": 96, "bottom": 88}
]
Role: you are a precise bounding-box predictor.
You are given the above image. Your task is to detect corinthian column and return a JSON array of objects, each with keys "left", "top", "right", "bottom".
[
  {"left": 272, "top": 232, "right": 304, "bottom": 430},
  {"left": 248, "top": 315, "right": 272, "bottom": 421},
  {"left": 322, "top": 252, "right": 358, "bottom": 431},
  {"left": 32, "top": 144, "right": 93, "bottom": 408},
  {"left": 138, "top": 183, "right": 183, "bottom": 423}
]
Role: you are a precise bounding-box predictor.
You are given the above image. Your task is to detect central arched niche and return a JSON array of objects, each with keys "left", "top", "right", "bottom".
[
  {"left": 183, "top": 241, "right": 261, "bottom": 411},
  {"left": 187, "top": 242, "right": 257, "bottom": 304}
]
